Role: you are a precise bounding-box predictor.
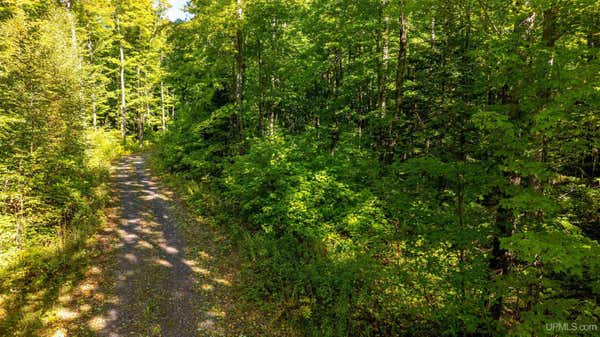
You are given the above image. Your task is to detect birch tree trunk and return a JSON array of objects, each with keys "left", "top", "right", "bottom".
[
  {"left": 137, "top": 67, "right": 144, "bottom": 143},
  {"left": 431, "top": 17, "right": 436, "bottom": 47},
  {"left": 380, "top": 0, "right": 389, "bottom": 117},
  {"left": 161, "top": 81, "right": 166, "bottom": 132},
  {"left": 120, "top": 42, "right": 126, "bottom": 140}
]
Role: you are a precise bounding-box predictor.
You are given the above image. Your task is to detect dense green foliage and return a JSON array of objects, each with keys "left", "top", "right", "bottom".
[
  {"left": 156, "top": 0, "right": 600, "bottom": 336},
  {"left": 0, "top": 1, "right": 166, "bottom": 333},
  {"left": 1, "top": 0, "right": 598, "bottom": 336},
  {"left": 0, "top": 0, "right": 170, "bottom": 264}
]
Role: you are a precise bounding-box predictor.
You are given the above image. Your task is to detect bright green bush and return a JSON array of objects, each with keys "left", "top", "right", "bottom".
[{"left": 221, "top": 135, "right": 392, "bottom": 335}]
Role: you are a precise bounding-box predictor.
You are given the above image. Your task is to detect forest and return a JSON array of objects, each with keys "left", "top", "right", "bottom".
[{"left": 0, "top": 0, "right": 599, "bottom": 336}]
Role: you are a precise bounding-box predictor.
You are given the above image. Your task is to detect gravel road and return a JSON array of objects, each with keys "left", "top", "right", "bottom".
[{"left": 101, "top": 155, "right": 205, "bottom": 337}]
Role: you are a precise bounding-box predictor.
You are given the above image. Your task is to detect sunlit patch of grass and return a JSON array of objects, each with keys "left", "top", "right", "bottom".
[
  {"left": 87, "top": 315, "right": 106, "bottom": 331},
  {"left": 57, "top": 293, "right": 72, "bottom": 305},
  {"left": 85, "top": 129, "right": 131, "bottom": 171},
  {"left": 201, "top": 284, "right": 214, "bottom": 291},
  {"left": 55, "top": 308, "right": 79, "bottom": 321},
  {"left": 79, "top": 304, "right": 92, "bottom": 313},
  {"left": 85, "top": 266, "right": 102, "bottom": 276},
  {"left": 207, "top": 306, "right": 226, "bottom": 318},
  {"left": 75, "top": 281, "right": 97, "bottom": 297},
  {"left": 50, "top": 328, "right": 67, "bottom": 337},
  {"left": 192, "top": 266, "right": 211, "bottom": 276},
  {"left": 213, "top": 278, "right": 231, "bottom": 286},
  {"left": 182, "top": 258, "right": 197, "bottom": 267},
  {"left": 91, "top": 292, "right": 106, "bottom": 302},
  {"left": 199, "top": 251, "right": 213, "bottom": 260},
  {"left": 153, "top": 258, "right": 173, "bottom": 268}
]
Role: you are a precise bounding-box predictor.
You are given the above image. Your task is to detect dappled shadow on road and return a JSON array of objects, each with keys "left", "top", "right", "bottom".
[{"left": 91, "top": 155, "right": 225, "bottom": 337}]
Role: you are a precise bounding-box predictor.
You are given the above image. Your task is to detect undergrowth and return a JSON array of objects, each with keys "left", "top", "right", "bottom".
[{"left": 0, "top": 129, "right": 127, "bottom": 336}]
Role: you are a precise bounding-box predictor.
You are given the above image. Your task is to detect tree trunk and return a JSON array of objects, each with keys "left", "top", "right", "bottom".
[
  {"left": 233, "top": 0, "right": 244, "bottom": 139},
  {"left": 65, "top": 1, "right": 78, "bottom": 58},
  {"left": 431, "top": 17, "right": 436, "bottom": 48},
  {"left": 542, "top": 7, "right": 560, "bottom": 47},
  {"left": 257, "top": 39, "right": 264, "bottom": 135},
  {"left": 87, "top": 39, "right": 97, "bottom": 130},
  {"left": 145, "top": 87, "right": 151, "bottom": 127},
  {"left": 116, "top": 14, "right": 126, "bottom": 140},
  {"left": 167, "top": 87, "right": 175, "bottom": 117},
  {"left": 395, "top": 12, "right": 407, "bottom": 117},
  {"left": 120, "top": 43, "right": 126, "bottom": 140},
  {"left": 161, "top": 81, "right": 166, "bottom": 132},
  {"left": 269, "top": 75, "right": 275, "bottom": 136},
  {"left": 92, "top": 97, "right": 97, "bottom": 131},
  {"left": 137, "top": 67, "right": 144, "bottom": 144},
  {"left": 380, "top": 0, "right": 389, "bottom": 117},
  {"left": 16, "top": 193, "right": 24, "bottom": 249},
  {"left": 65, "top": 0, "right": 85, "bottom": 126}
]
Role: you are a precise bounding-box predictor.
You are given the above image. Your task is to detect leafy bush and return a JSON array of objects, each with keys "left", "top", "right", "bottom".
[{"left": 222, "top": 136, "right": 391, "bottom": 335}]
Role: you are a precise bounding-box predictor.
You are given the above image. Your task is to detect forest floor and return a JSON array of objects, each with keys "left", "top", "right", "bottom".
[{"left": 9, "top": 154, "right": 296, "bottom": 337}]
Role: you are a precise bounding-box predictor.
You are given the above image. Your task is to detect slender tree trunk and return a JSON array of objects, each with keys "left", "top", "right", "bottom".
[
  {"left": 145, "top": 90, "right": 151, "bottom": 127},
  {"left": 375, "top": 8, "right": 382, "bottom": 111},
  {"left": 269, "top": 76, "right": 275, "bottom": 136},
  {"left": 236, "top": 0, "right": 244, "bottom": 107},
  {"left": 161, "top": 81, "right": 166, "bottom": 132},
  {"left": 540, "top": 7, "right": 558, "bottom": 101},
  {"left": 431, "top": 17, "right": 436, "bottom": 47},
  {"left": 136, "top": 67, "right": 144, "bottom": 144},
  {"left": 16, "top": 193, "right": 24, "bottom": 249},
  {"left": 87, "top": 39, "right": 97, "bottom": 130},
  {"left": 542, "top": 7, "right": 560, "bottom": 48},
  {"left": 65, "top": 0, "right": 85, "bottom": 126},
  {"left": 233, "top": 0, "right": 244, "bottom": 139},
  {"left": 145, "top": 69, "right": 151, "bottom": 128},
  {"left": 269, "top": 110, "right": 275, "bottom": 136},
  {"left": 357, "top": 89, "right": 363, "bottom": 142},
  {"left": 257, "top": 39, "right": 264, "bottom": 135},
  {"left": 120, "top": 43, "right": 126, "bottom": 140},
  {"left": 92, "top": 98, "right": 97, "bottom": 131},
  {"left": 167, "top": 87, "right": 175, "bottom": 117},
  {"left": 116, "top": 14, "right": 127, "bottom": 140},
  {"left": 380, "top": 0, "right": 389, "bottom": 117},
  {"left": 64, "top": 1, "right": 78, "bottom": 58},
  {"left": 395, "top": 11, "right": 407, "bottom": 117}
]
